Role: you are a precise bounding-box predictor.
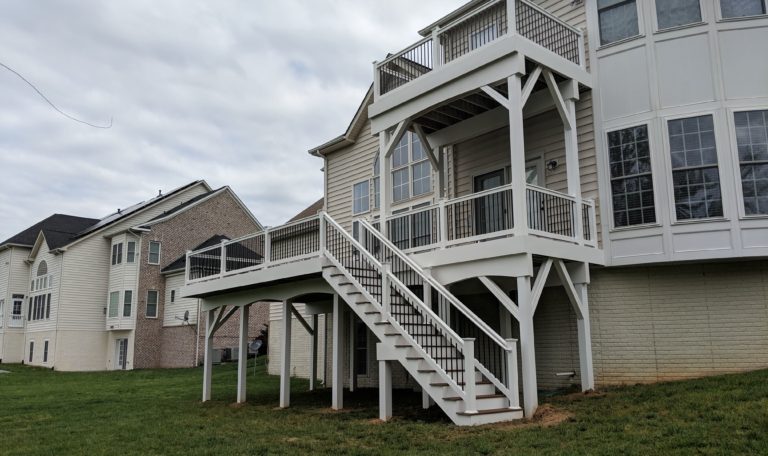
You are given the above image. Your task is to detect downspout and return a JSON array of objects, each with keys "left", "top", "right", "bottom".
[
  {"left": 53, "top": 248, "right": 65, "bottom": 370},
  {"left": 129, "top": 234, "right": 143, "bottom": 370},
  {"left": 194, "top": 298, "right": 201, "bottom": 367}
]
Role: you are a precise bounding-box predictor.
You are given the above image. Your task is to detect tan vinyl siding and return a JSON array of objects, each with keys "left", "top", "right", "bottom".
[
  {"left": 8, "top": 247, "right": 31, "bottom": 298},
  {"left": 25, "top": 239, "right": 61, "bottom": 334},
  {"left": 0, "top": 250, "right": 10, "bottom": 325},
  {"left": 268, "top": 302, "right": 328, "bottom": 380},
  {"left": 326, "top": 122, "right": 379, "bottom": 230},
  {"left": 163, "top": 272, "right": 198, "bottom": 327},
  {"left": 589, "top": 261, "right": 768, "bottom": 385}
]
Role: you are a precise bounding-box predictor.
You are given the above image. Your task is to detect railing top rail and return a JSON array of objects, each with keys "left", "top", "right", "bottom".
[
  {"left": 447, "top": 183, "right": 514, "bottom": 205},
  {"left": 269, "top": 214, "right": 321, "bottom": 231},
  {"left": 358, "top": 218, "right": 509, "bottom": 350},
  {"left": 321, "top": 212, "right": 384, "bottom": 272},
  {"left": 188, "top": 242, "right": 225, "bottom": 257},
  {"left": 385, "top": 204, "right": 438, "bottom": 222},
  {"left": 518, "top": 0, "right": 582, "bottom": 35},
  {"left": 436, "top": 0, "right": 506, "bottom": 36},
  {"left": 526, "top": 183, "right": 578, "bottom": 201},
  {"left": 376, "top": 36, "right": 433, "bottom": 69}
]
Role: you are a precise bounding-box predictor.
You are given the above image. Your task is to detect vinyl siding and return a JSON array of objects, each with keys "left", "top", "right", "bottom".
[
  {"left": 0, "top": 249, "right": 9, "bottom": 328},
  {"left": 267, "top": 302, "right": 328, "bottom": 380},
  {"left": 8, "top": 247, "right": 31, "bottom": 299},
  {"left": 25, "top": 238, "right": 61, "bottom": 334},
  {"left": 532, "top": 0, "right": 591, "bottom": 70},
  {"left": 163, "top": 272, "right": 198, "bottom": 327},
  {"left": 106, "top": 233, "right": 140, "bottom": 330}
]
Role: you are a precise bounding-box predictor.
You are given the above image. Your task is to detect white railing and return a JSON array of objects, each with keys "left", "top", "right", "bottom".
[
  {"left": 375, "top": 0, "right": 583, "bottom": 96},
  {"left": 382, "top": 184, "right": 595, "bottom": 252},
  {"left": 9, "top": 315, "right": 24, "bottom": 328},
  {"left": 186, "top": 215, "right": 321, "bottom": 284}
]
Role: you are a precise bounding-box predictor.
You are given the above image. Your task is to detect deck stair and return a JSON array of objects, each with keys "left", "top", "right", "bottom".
[{"left": 320, "top": 213, "right": 522, "bottom": 425}]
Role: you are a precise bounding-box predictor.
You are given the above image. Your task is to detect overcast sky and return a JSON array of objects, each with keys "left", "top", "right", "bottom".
[{"left": 0, "top": 0, "right": 466, "bottom": 241}]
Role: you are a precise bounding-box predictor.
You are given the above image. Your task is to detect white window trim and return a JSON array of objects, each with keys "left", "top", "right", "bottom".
[
  {"left": 716, "top": 0, "right": 768, "bottom": 21},
  {"left": 596, "top": 0, "right": 645, "bottom": 48},
  {"left": 352, "top": 180, "right": 371, "bottom": 215},
  {"left": 652, "top": 0, "right": 706, "bottom": 33},
  {"left": 126, "top": 241, "right": 137, "bottom": 263},
  {"left": 108, "top": 291, "right": 120, "bottom": 319},
  {"left": 660, "top": 111, "right": 730, "bottom": 224},
  {"left": 391, "top": 132, "right": 433, "bottom": 205},
  {"left": 148, "top": 241, "right": 161, "bottom": 265},
  {"left": 726, "top": 106, "right": 768, "bottom": 220},
  {"left": 43, "top": 339, "right": 50, "bottom": 364},
  {"left": 146, "top": 290, "right": 159, "bottom": 318}
]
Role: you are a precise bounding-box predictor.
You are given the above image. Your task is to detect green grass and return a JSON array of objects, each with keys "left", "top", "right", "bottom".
[{"left": 1, "top": 361, "right": 767, "bottom": 455}]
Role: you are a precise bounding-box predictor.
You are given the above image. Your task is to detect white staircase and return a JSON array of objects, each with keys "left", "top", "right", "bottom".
[{"left": 319, "top": 214, "right": 523, "bottom": 425}]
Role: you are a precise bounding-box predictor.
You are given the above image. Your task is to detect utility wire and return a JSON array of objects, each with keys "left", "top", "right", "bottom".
[{"left": 0, "top": 60, "right": 112, "bottom": 129}]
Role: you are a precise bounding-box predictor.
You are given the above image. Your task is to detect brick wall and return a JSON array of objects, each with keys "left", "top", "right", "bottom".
[{"left": 133, "top": 190, "right": 264, "bottom": 369}]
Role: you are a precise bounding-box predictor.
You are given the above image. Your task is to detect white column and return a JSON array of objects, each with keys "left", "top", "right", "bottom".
[
  {"left": 563, "top": 82, "right": 584, "bottom": 243},
  {"left": 463, "top": 338, "right": 477, "bottom": 414},
  {"left": 379, "top": 132, "right": 392, "bottom": 237},
  {"left": 279, "top": 300, "right": 292, "bottom": 408},
  {"left": 517, "top": 275, "right": 538, "bottom": 418},
  {"left": 331, "top": 294, "right": 344, "bottom": 410},
  {"left": 202, "top": 308, "right": 215, "bottom": 402},
  {"left": 576, "top": 282, "right": 595, "bottom": 391},
  {"left": 422, "top": 390, "right": 432, "bottom": 409},
  {"left": 348, "top": 312, "right": 356, "bottom": 392},
  {"left": 508, "top": 73, "right": 529, "bottom": 236},
  {"left": 499, "top": 305, "right": 512, "bottom": 339},
  {"left": 379, "top": 358, "right": 392, "bottom": 421},
  {"left": 237, "top": 304, "right": 250, "bottom": 403},
  {"left": 310, "top": 314, "right": 319, "bottom": 391},
  {"left": 436, "top": 147, "right": 446, "bottom": 199}
]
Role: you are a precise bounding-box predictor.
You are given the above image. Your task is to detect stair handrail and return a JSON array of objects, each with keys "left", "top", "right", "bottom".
[
  {"left": 358, "top": 218, "right": 510, "bottom": 351},
  {"left": 321, "top": 213, "right": 465, "bottom": 349}
]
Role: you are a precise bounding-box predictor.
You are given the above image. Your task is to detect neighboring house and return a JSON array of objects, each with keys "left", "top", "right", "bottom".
[
  {"left": 0, "top": 180, "right": 268, "bottom": 371},
  {"left": 182, "top": 0, "right": 768, "bottom": 426}
]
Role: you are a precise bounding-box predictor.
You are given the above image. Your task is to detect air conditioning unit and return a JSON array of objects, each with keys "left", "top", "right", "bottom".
[
  {"left": 211, "top": 349, "right": 223, "bottom": 364},
  {"left": 231, "top": 347, "right": 240, "bottom": 361}
]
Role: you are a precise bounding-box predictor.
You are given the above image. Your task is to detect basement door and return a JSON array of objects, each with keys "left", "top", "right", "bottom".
[{"left": 115, "top": 338, "right": 128, "bottom": 370}]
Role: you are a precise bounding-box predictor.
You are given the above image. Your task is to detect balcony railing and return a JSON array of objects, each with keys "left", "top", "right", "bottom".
[
  {"left": 375, "top": 0, "right": 584, "bottom": 96},
  {"left": 186, "top": 216, "right": 321, "bottom": 284},
  {"left": 383, "top": 184, "right": 597, "bottom": 252},
  {"left": 9, "top": 314, "right": 24, "bottom": 328}
]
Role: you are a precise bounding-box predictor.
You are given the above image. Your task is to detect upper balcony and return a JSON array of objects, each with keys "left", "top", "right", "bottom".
[{"left": 370, "top": 0, "right": 590, "bottom": 134}]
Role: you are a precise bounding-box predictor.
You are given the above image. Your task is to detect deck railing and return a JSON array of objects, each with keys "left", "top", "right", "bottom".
[
  {"left": 186, "top": 215, "right": 321, "bottom": 284},
  {"left": 375, "top": 0, "right": 583, "bottom": 96},
  {"left": 381, "top": 184, "right": 595, "bottom": 252},
  {"left": 8, "top": 314, "right": 24, "bottom": 328}
]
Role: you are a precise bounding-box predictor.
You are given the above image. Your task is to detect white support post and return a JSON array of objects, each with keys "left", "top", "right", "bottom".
[
  {"left": 562, "top": 81, "right": 584, "bottom": 244},
  {"left": 499, "top": 305, "right": 512, "bottom": 339},
  {"left": 280, "top": 300, "right": 292, "bottom": 408},
  {"left": 422, "top": 389, "right": 433, "bottom": 409},
  {"left": 184, "top": 250, "right": 192, "bottom": 282},
  {"left": 508, "top": 73, "right": 528, "bottom": 236},
  {"left": 379, "top": 133, "right": 392, "bottom": 238},
  {"left": 506, "top": 338, "right": 520, "bottom": 409},
  {"left": 310, "top": 314, "right": 319, "bottom": 391},
  {"left": 202, "top": 308, "right": 215, "bottom": 402},
  {"left": 507, "top": 0, "right": 517, "bottom": 35},
  {"left": 348, "top": 312, "right": 356, "bottom": 392},
  {"left": 462, "top": 338, "right": 477, "bottom": 414},
  {"left": 577, "top": 30, "right": 586, "bottom": 69},
  {"left": 379, "top": 357, "right": 393, "bottom": 421},
  {"left": 438, "top": 199, "right": 448, "bottom": 248},
  {"left": 331, "top": 294, "right": 344, "bottom": 410},
  {"left": 576, "top": 282, "right": 595, "bottom": 391},
  {"left": 264, "top": 229, "right": 271, "bottom": 266},
  {"left": 372, "top": 60, "right": 381, "bottom": 98},
  {"left": 319, "top": 213, "right": 327, "bottom": 254},
  {"left": 237, "top": 304, "right": 250, "bottom": 403},
  {"left": 219, "top": 240, "right": 227, "bottom": 277},
  {"left": 517, "top": 275, "right": 538, "bottom": 418},
  {"left": 437, "top": 148, "right": 446, "bottom": 199},
  {"left": 431, "top": 27, "right": 441, "bottom": 69},
  {"left": 381, "top": 262, "right": 391, "bottom": 321}
]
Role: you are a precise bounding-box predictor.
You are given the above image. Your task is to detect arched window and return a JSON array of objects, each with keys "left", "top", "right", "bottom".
[{"left": 37, "top": 261, "right": 48, "bottom": 277}]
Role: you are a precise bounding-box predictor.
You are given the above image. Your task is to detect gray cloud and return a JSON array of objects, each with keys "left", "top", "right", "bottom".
[{"left": 0, "top": 0, "right": 465, "bottom": 240}]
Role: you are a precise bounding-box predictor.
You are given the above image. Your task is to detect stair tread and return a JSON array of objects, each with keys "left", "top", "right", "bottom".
[
  {"left": 457, "top": 407, "right": 522, "bottom": 416},
  {"left": 443, "top": 394, "right": 506, "bottom": 402},
  {"left": 430, "top": 380, "right": 491, "bottom": 387}
]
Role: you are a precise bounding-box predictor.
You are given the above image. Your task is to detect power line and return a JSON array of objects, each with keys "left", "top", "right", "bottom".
[{"left": 0, "top": 60, "right": 112, "bottom": 129}]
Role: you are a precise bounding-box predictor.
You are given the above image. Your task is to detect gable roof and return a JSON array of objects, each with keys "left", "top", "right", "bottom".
[
  {"left": 287, "top": 198, "right": 324, "bottom": 223},
  {"left": 309, "top": 86, "right": 373, "bottom": 157},
  {"left": 162, "top": 234, "right": 231, "bottom": 274},
  {"left": 0, "top": 214, "right": 99, "bottom": 251}
]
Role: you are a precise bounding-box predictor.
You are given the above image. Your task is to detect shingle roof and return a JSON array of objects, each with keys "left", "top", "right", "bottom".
[
  {"left": 1, "top": 214, "right": 99, "bottom": 250},
  {"left": 145, "top": 188, "right": 223, "bottom": 224},
  {"left": 287, "top": 198, "right": 324, "bottom": 223}
]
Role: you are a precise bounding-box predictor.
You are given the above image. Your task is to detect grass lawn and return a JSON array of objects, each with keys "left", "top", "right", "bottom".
[{"left": 1, "top": 360, "right": 767, "bottom": 455}]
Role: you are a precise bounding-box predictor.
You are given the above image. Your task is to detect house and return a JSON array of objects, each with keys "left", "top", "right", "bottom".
[
  {"left": 0, "top": 180, "right": 268, "bottom": 370},
  {"left": 182, "top": 0, "right": 768, "bottom": 426}
]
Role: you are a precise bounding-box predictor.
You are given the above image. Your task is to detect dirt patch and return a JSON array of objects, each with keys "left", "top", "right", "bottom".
[
  {"left": 560, "top": 390, "right": 607, "bottom": 402},
  {"left": 531, "top": 403, "right": 573, "bottom": 427}
]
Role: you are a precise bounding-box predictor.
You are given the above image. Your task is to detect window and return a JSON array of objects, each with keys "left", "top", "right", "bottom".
[
  {"left": 146, "top": 290, "right": 159, "bottom": 318},
  {"left": 392, "top": 133, "right": 432, "bottom": 203},
  {"left": 123, "top": 290, "right": 133, "bottom": 317},
  {"left": 598, "top": 0, "right": 640, "bottom": 45},
  {"left": 148, "top": 241, "right": 161, "bottom": 265},
  {"left": 353, "top": 181, "right": 370, "bottom": 214},
  {"left": 170, "top": 290, "right": 176, "bottom": 303},
  {"left": 45, "top": 294, "right": 51, "bottom": 319},
  {"left": 37, "top": 261, "right": 47, "bottom": 277},
  {"left": 29, "top": 341, "right": 34, "bottom": 363},
  {"left": 127, "top": 241, "right": 136, "bottom": 263},
  {"left": 111, "top": 243, "right": 123, "bottom": 265},
  {"left": 608, "top": 125, "right": 656, "bottom": 227},
  {"left": 470, "top": 23, "right": 498, "bottom": 50},
  {"left": 656, "top": 0, "right": 702, "bottom": 29},
  {"left": 43, "top": 340, "right": 49, "bottom": 363},
  {"left": 668, "top": 115, "right": 723, "bottom": 220},
  {"left": 720, "top": 0, "right": 766, "bottom": 18},
  {"left": 735, "top": 110, "right": 768, "bottom": 215},
  {"left": 108, "top": 291, "right": 119, "bottom": 318}
]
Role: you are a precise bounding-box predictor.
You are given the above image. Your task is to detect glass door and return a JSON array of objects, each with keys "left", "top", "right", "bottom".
[
  {"left": 473, "top": 169, "right": 506, "bottom": 235},
  {"left": 115, "top": 339, "right": 128, "bottom": 370}
]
